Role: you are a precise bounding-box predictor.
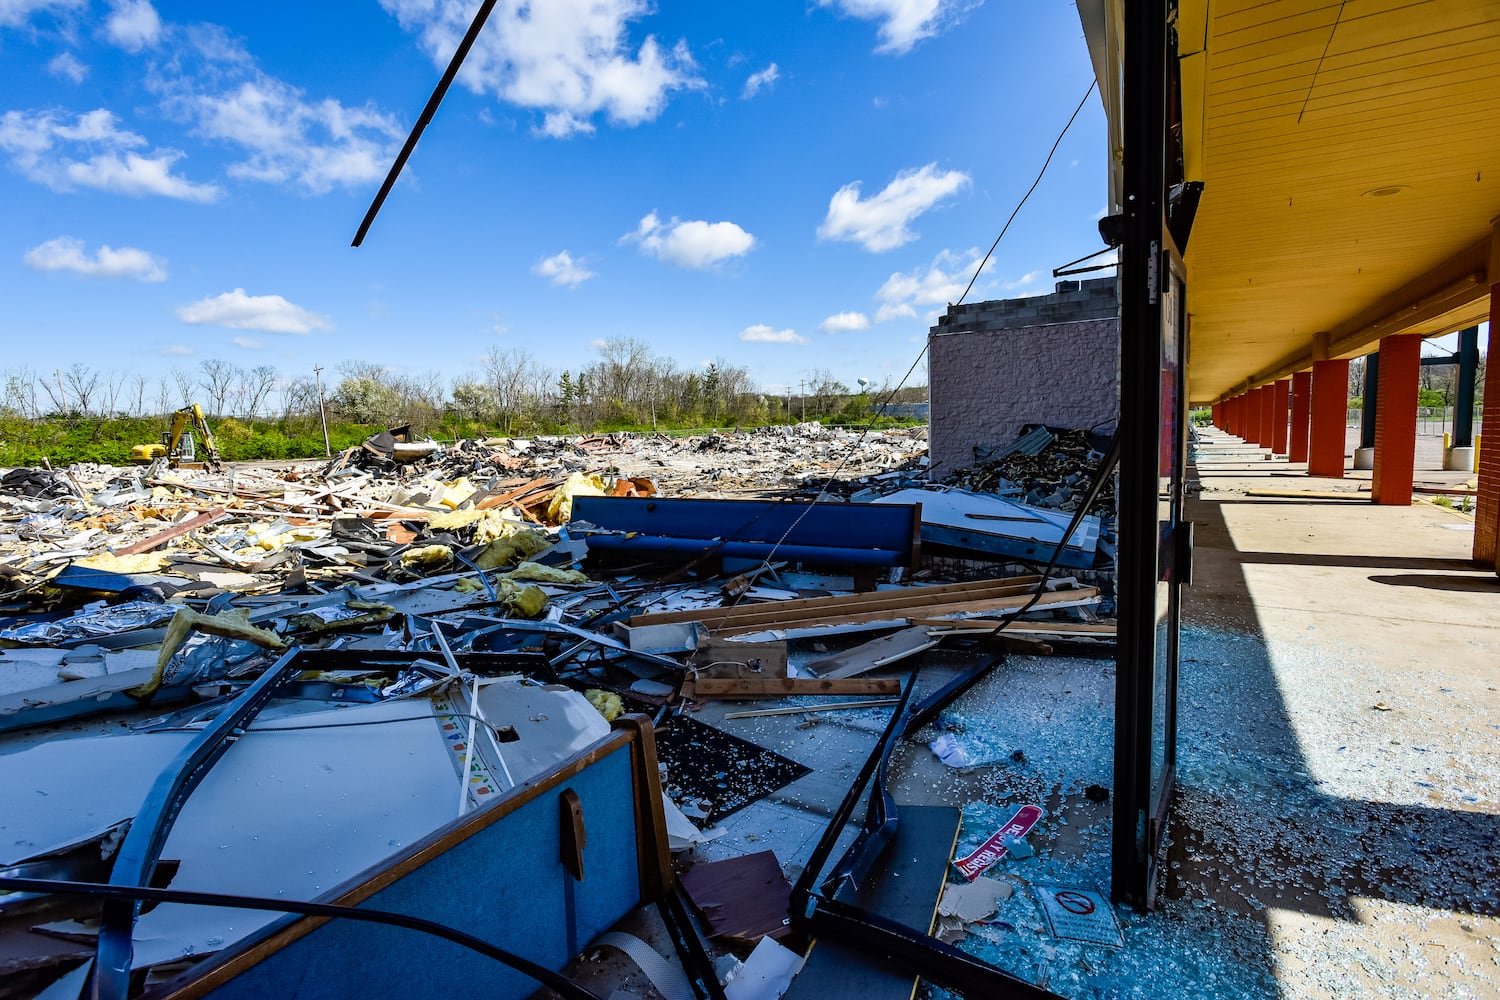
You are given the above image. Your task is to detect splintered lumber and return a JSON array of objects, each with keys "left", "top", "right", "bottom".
[
  {"left": 804, "top": 626, "right": 938, "bottom": 679},
  {"left": 683, "top": 676, "right": 901, "bottom": 699},
  {"left": 475, "top": 477, "right": 560, "bottom": 510},
  {"left": 911, "top": 619, "right": 1115, "bottom": 636},
  {"left": 114, "top": 507, "right": 228, "bottom": 555},
  {"left": 722, "top": 699, "right": 900, "bottom": 719},
  {"left": 633, "top": 576, "right": 1041, "bottom": 631},
  {"left": 632, "top": 578, "right": 1096, "bottom": 638}
]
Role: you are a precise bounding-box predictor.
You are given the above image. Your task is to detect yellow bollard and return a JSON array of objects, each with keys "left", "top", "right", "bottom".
[{"left": 1443, "top": 432, "right": 1451, "bottom": 451}]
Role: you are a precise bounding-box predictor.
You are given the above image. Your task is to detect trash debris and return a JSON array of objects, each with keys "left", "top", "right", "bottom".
[
  {"left": 953, "top": 804, "right": 1043, "bottom": 880},
  {"left": 680, "top": 851, "right": 796, "bottom": 945},
  {"left": 935, "top": 877, "right": 1014, "bottom": 942},
  {"left": 1032, "top": 885, "right": 1123, "bottom": 949}
]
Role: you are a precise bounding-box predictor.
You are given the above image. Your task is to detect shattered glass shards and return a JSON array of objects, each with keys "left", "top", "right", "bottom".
[{"left": 654, "top": 712, "right": 811, "bottom": 823}]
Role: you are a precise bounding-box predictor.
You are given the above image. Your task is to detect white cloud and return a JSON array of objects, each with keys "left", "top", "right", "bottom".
[
  {"left": 739, "top": 324, "right": 806, "bottom": 345},
  {"left": 230, "top": 336, "right": 263, "bottom": 350},
  {"left": 0, "top": 0, "right": 84, "bottom": 27},
  {"left": 874, "top": 248, "right": 990, "bottom": 321},
  {"left": 742, "top": 63, "right": 779, "bottom": 99},
  {"left": 819, "top": 0, "right": 970, "bottom": 54},
  {"left": 0, "top": 108, "right": 220, "bottom": 201},
  {"left": 874, "top": 302, "right": 917, "bottom": 323},
  {"left": 1002, "top": 269, "right": 1042, "bottom": 291},
  {"left": 47, "top": 52, "right": 88, "bottom": 83},
  {"left": 182, "top": 78, "right": 403, "bottom": 194},
  {"left": 105, "top": 0, "right": 160, "bottom": 52},
  {"left": 533, "top": 249, "right": 594, "bottom": 287},
  {"left": 818, "top": 162, "right": 969, "bottom": 252},
  {"left": 380, "top": 0, "right": 701, "bottom": 137},
  {"left": 626, "top": 211, "right": 755, "bottom": 269},
  {"left": 24, "top": 236, "right": 167, "bottom": 281},
  {"left": 176, "top": 288, "right": 332, "bottom": 335},
  {"left": 159, "top": 344, "right": 192, "bottom": 356},
  {"left": 819, "top": 311, "right": 870, "bottom": 333}
]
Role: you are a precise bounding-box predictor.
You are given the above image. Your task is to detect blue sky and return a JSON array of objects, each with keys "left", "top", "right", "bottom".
[{"left": 2, "top": 0, "right": 1108, "bottom": 398}]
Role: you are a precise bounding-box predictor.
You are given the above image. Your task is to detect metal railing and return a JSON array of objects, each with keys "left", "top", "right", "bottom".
[{"left": 1346, "top": 405, "right": 1484, "bottom": 437}]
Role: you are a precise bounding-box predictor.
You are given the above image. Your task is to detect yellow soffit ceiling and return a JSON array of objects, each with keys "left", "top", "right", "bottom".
[{"left": 1179, "top": 0, "right": 1500, "bottom": 402}]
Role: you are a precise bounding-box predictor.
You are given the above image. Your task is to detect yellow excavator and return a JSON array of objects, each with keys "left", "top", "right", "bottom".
[{"left": 131, "top": 403, "right": 224, "bottom": 471}]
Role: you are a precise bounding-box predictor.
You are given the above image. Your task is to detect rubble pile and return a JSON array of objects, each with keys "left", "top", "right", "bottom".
[
  {"left": 0, "top": 420, "right": 1119, "bottom": 1000},
  {"left": 948, "top": 425, "right": 1115, "bottom": 513}
]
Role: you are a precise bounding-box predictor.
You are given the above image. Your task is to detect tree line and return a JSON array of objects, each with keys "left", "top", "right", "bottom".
[{"left": 0, "top": 338, "right": 927, "bottom": 465}]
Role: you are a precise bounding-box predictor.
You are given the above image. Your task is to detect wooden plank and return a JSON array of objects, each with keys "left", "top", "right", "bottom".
[
  {"left": 804, "top": 627, "right": 938, "bottom": 679},
  {"left": 910, "top": 619, "right": 1116, "bottom": 635},
  {"left": 721, "top": 699, "right": 900, "bottom": 719},
  {"left": 684, "top": 676, "right": 901, "bottom": 699},
  {"left": 113, "top": 507, "right": 229, "bottom": 555},
  {"left": 706, "top": 587, "right": 1100, "bottom": 638},
  {"left": 783, "top": 806, "right": 961, "bottom": 1000},
  {"left": 632, "top": 576, "right": 1042, "bottom": 627},
  {"left": 475, "top": 476, "right": 559, "bottom": 510}
]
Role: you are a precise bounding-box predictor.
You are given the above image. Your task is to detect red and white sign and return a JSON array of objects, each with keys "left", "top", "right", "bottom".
[{"left": 953, "top": 804, "right": 1042, "bottom": 880}]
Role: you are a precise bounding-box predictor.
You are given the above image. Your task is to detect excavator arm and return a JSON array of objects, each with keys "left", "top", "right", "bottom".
[{"left": 159, "top": 404, "right": 223, "bottom": 470}]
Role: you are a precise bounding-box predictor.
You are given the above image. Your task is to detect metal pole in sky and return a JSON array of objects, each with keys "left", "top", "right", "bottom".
[{"left": 313, "top": 365, "right": 331, "bottom": 457}]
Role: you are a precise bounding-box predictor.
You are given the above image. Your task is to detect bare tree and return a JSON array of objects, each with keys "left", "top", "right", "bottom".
[
  {"left": 198, "top": 359, "right": 240, "bottom": 417},
  {"left": 243, "top": 365, "right": 278, "bottom": 420},
  {"left": 279, "top": 375, "right": 319, "bottom": 424},
  {"left": 2, "top": 369, "right": 41, "bottom": 418},
  {"left": 61, "top": 363, "right": 101, "bottom": 416},
  {"left": 156, "top": 376, "right": 176, "bottom": 418},
  {"left": 129, "top": 374, "right": 149, "bottom": 417},
  {"left": 483, "top": 348, "right": 542, "bottom": 433},
  {"left": 171, "top": 368, "right": 195, "bottom": 407},
  {"left": 100, "top": 369, "right": 127, "bottom": 418}
]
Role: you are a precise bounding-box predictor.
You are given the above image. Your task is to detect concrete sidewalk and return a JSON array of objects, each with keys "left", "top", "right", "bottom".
[{"left": 1173, "top": 428, "right": 1500, "bottom": 996}]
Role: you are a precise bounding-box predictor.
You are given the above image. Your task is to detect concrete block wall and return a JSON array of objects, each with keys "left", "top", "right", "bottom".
[{"left": 928, "top": 278, "right": 1119, "bottom": 479}]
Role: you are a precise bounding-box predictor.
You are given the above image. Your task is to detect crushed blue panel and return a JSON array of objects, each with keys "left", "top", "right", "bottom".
[{"left": 571, "top": 496, "right": 920, "bottom": 568}]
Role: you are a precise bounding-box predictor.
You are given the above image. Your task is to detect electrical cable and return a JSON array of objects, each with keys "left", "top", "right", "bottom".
[
  {"left": 755, "top": 79, "right": 1101, "bottom": 569},
  {"left": 0, "top": 876, "right": 604, "bottom": 1000}
]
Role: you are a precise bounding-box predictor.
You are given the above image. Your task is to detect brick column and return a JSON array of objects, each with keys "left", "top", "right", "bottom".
[
  {"left": 1272, "top": 379, "right": 1291, "bottom": 455},
  {"left": 1371, "top": 334, "right": 1422, "bottom": 505},
  {"left": 1308, "top": 358, "right": 1349, "bottom": 477},
  {"left": 1474, "top": 285, "right": 1500, "bottom": 568},
  {"left": 1259, "top": 385, "right": 1275, "bottom": 448},
  {"left": 1289, "top": 370, "right": 1312, "bottom": 463}
]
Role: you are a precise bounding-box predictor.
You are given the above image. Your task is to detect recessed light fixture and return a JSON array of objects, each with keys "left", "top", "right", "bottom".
[{"left": 1362, "top": 185, "right": 1409, "bottom": 198}]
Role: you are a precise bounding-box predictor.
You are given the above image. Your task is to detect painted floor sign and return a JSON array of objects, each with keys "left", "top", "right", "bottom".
[{"left": 1033, "top": 885, "right": 1123, "bottom": 949}]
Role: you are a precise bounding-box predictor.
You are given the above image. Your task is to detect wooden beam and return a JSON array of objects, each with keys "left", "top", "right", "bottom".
[
  {"left": 632, "top": 576, "right": 1042, "bottom": 628},
  {"left": 648, "top": 586, "right": 1100, "bottom": 637},
  {"left": 683, "top": 676, "right": 902, "bottom": 699},
  {"left": 114, "top": 507, "right": 229, "bottom": 555}
]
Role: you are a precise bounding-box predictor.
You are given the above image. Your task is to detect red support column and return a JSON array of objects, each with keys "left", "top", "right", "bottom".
[
  {"left": 1272, "top": 379, "right": 1291, "bottom": 455},
  {"left": 1289, "top": 370, "right": 1312, "bottom": 463},
  {"left": 1308, "top": 358, "right": 1349, "bottom": 477},
  {"left": 1242, "top": 390, "right": 1258, "bottom": 444},
  {"left": 1259, "top": 385, "right": 1275, "bottom": 448},
  {"left": 1372, "top": 334, "right": 1422, "bottom": 505},
  {"left": 1229, "top": 395, "right": 1241, "bottom": 436},
  {"left": 1473, "top": 284, "right": 1500, "bottom": 568}
]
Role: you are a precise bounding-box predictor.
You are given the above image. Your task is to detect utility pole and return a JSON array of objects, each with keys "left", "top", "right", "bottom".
[
  {"left": 799, "top": 379, "right": 806, "bottom": 422},
  {"left": 313, "top": 365, "right": 331, "bottom": 457}
]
